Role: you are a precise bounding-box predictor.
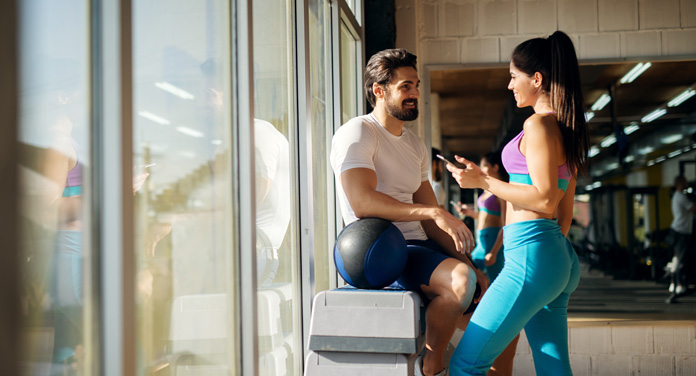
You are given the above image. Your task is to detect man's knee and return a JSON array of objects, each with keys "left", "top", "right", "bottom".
[{"left": 450, "top": 263, "right": 477, "bottom": 309}]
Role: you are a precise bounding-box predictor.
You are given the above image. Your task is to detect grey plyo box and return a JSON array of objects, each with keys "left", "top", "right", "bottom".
[
  {"left": 308, "top": 287, "right": 424, "bottom": 354},
  {"left": 304, "top": 350, "right": 417, "bottom": 376}
]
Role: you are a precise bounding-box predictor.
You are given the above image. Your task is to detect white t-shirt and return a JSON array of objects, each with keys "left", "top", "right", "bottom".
[
  {"left": 255, "top": 119, "right": 291, "bottom": 249},
  {"left": 671, "top": 190, "right": 694, "bottom": 235},
  {"left": 431, "top": 180, "right": 445, "bottom": 207},
  {"left": 330, "top": 113, "right": 429, "bottom": 241}
]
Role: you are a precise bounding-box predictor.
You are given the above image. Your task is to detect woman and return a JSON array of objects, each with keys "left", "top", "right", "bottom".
[
  {"left": 447, "top": 30, "right": 589, "bottom": 375},
  {"left": 457, "top": 152, "right": 507, "bottom": 281}
]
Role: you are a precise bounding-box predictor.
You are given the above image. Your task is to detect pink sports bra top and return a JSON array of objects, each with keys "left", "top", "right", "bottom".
[
  {"left": 62, "top": 139, "right": 82, "bottom": 197},
  {"left": 477, "top": 193, "right": 501, "bottom": 216},
  {"left": 501, "top": 131, "right": 571, "bottom": 192}
]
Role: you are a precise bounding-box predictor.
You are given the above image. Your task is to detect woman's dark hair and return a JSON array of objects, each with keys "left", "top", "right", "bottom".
[
  {"left": 511, "top": 31, "right": 589, "bottom": 177},
  {"left": 482, "top": 151, "right": 508, "bottom": 182},
  {"left": 364, "top": 49, "right": 417, "bottom": 107}
]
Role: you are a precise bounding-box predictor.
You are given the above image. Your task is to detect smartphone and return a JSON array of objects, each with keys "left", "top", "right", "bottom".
[
  {"left": 436, "top": 154, "right": 455, "bottom": 166},
  {"left": 449, "top": 200, "right": 461, "bottom": 208}
]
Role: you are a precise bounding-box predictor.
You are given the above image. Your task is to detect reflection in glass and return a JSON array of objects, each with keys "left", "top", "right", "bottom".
[
  {"left": 309, "top": 0, "right": 333, "bottom": 293},
  {"left": 132, "top": 1, "right": 237, "bottom": 374},
  {"left": 253, "top": 1, "right": 301, "bottom": 375},
  {"left": 18, "top": 1, "right": 93, "bottom": 375},
  {"left": 340, "top": 21, "right": 359, "bottom": 123}
]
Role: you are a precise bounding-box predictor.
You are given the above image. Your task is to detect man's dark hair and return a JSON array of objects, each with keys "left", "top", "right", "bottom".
[{"left": 364, "top": 49, "right": 417, "bottom": 107}]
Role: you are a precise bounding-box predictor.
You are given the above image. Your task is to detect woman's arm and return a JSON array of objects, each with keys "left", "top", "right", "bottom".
[
  {"left": 485, "top": 197, "right": 506, "bottom": 266},
  {"left": 448, "top": 116, "right": 565, "bottom": 215},
  {"left": 556, "top": 176, "right": 577, "bottom": 236}
]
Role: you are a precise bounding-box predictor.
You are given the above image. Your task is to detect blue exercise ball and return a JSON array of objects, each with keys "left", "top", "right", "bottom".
[{"left": 334, "top": 218, "right": 407, "bottom": 289}]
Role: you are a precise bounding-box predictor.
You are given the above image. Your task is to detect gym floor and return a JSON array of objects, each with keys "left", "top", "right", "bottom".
[{"left": 568, "top": 262, "right": 696, "bottom": 321}]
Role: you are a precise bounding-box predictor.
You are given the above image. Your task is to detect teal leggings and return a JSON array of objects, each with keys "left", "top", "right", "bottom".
[
  {"left": 450, "top": 219, "right": 580, "bottom": 376},
  {"left": 471, "top": 227, "right": 504, "bottom": 281}
]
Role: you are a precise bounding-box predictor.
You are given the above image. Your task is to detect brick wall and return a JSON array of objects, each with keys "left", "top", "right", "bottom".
[
  {"left": 512, "top": 323, "right": 696, "bottom": 375},
  {"left": 404, "top": 0, "right": 696, "bottom": 66}
]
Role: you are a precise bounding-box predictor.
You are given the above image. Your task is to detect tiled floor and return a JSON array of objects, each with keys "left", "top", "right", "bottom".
[{"left": 568, "top": 262, "right": 696, "bottom": 322}]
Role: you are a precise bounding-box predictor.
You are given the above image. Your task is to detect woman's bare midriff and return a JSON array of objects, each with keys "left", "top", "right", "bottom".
[
  {"left": 477, "top": 210, "right": 503, "bottom": 230},
  {"left": 504, "top": 183, "right": 562, "bottom": 226}
]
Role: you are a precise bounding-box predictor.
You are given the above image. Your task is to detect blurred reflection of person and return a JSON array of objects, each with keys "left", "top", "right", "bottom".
[
  {"left": 200, "top": 58, "right": 291, "bottom": 286},
  {"left": 47, "top": 79, "right": 85, "bottom": 376},
  {"left": 254, "top": 118, "right": 290, "bottom": 286}
]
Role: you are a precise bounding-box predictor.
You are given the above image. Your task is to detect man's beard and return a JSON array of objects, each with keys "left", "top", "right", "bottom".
[{"left": 385, "top": 92, "right": 419, "bottom": 121}]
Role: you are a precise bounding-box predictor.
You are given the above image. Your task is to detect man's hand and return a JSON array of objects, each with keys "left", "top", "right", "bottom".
[{"left": 432, "top": 208, "right": 475, "bottom": 254}]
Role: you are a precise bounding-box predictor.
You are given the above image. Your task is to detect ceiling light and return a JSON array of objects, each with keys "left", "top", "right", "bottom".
[
  {"left": 641, "top": 108, "right": 666, "bottom": 123},
  {"left": 589, "top": 146, "right": 600, "bottom": 157},
  {"left": 668, "top": 150, "right": 683, "bottom": 158},
  {"left": 647, "top": 159, "right": 656, "bottom": 166},
  {"left": 601, "top": 134, "right": 617, "bottom": 147},
  {"left": 584, "top": 185, "right": 594, "bottom": 191},
  {"left": 683, "top": 146, "right": 692, "bottom": 153},
  {"left": 667, "top": 88, "right": 695, "bottom": 107},
  {"left": 138, "top": 110, "right": 171, "bottom": 125},
  {"left": 585, "top": 112, "right": 595, "bottom": 121},
  {"left": 661, "top": 134, "right": 682, "bottom": 144},
  {"left": 625, "top": 155, "right": 635, "bottom": 163},
  {"left": 591, "top": 93, "right": 612, "bottom": 111},
  {"left": 592, "top": 181, "right": 602, "bottom": 188},
  {"left": 155, "top": 82, "right": 195, "bottom": 100},
  {"left": 606, "top": 162, "right": 619, "bottom": 170},
  {"left": 620, "top": 62, "right": 652, "bottom": 84},
  {"left": 655, "top": 156, "right": 666, "bottom": 163},
  {"left": 211, "top": 139, "right": 223, "bottom": 145},
  {"left": 638, "top": 146, "right": 654, "bottom": 154},
  {"left": 176, "top": 126, "right": 204, "bottom": 138},
  {"left": 624, "top": 123, "right": 640, "bottom": 135}
]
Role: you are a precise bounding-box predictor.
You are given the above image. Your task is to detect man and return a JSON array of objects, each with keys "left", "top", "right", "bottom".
[
  {"left": 666, "top": 175, "right": 695, "bottom": 303},
  {"left": 330, "top": 48, "right": 486, "bottom": 376},
  {"left": 431, "top": 147, "right": 446, "bottom": 209}
]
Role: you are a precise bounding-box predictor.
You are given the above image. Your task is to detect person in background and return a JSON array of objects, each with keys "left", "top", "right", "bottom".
[
  {"left": 455, "top": 151, "right": 507, "bottom": 280},
  {"left": 666, "top": 175, "right": 695, "bottom": 303},
  {"left": 431, "top": 148, "right": 446, "bottom": 209}
]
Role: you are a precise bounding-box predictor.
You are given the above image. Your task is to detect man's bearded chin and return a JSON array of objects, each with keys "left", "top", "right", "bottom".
[{"left": 386, "top": 96, "right": 419, "bottom": 121}]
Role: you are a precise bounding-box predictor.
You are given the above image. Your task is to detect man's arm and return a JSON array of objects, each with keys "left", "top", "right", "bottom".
[{"left": 340, "top": 167, "right": 474, "bottom": 253}]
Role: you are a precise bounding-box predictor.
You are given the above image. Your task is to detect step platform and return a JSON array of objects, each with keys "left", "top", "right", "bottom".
[
  {"left": 307, "top": 286, "right": 425, "bottom": 354},
  {"left": 304, "top": 350, "right": 418, "bottom": 376}
]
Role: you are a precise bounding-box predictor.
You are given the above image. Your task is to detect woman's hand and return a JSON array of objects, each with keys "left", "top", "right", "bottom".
[
  {"left": 446, "top": 155, "right": 486, "bottom": 189},
  {"left": 459, "top": 203, "right": 476, "bottom": 217},
  {"left": 484, "top": 252, "right": 497, "bottom": 266}
]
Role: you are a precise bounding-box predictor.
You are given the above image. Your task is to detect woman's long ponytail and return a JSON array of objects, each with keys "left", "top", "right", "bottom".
[
  {"left": 512, "top": 31, "right": 589, "bottom": 177},
  {"left": 548, "top": 31, "right": 589, "bottom": 177}
]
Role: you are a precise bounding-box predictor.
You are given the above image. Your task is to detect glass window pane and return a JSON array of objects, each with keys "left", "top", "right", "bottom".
[
  {"left": 132, "top": 1, "right": 237, "bottom": 374},
  {"left": 309, "top": 0, "right": 333, "bottom": 293},
  {"left": 17, "top": 1, "right": 95, "bottom": 374},
  {"left": 252, "top": 1, "right": 301, "bottom": 374},
  {"left": 340, "top": 21, "right": 359, "bottom": 124}
]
